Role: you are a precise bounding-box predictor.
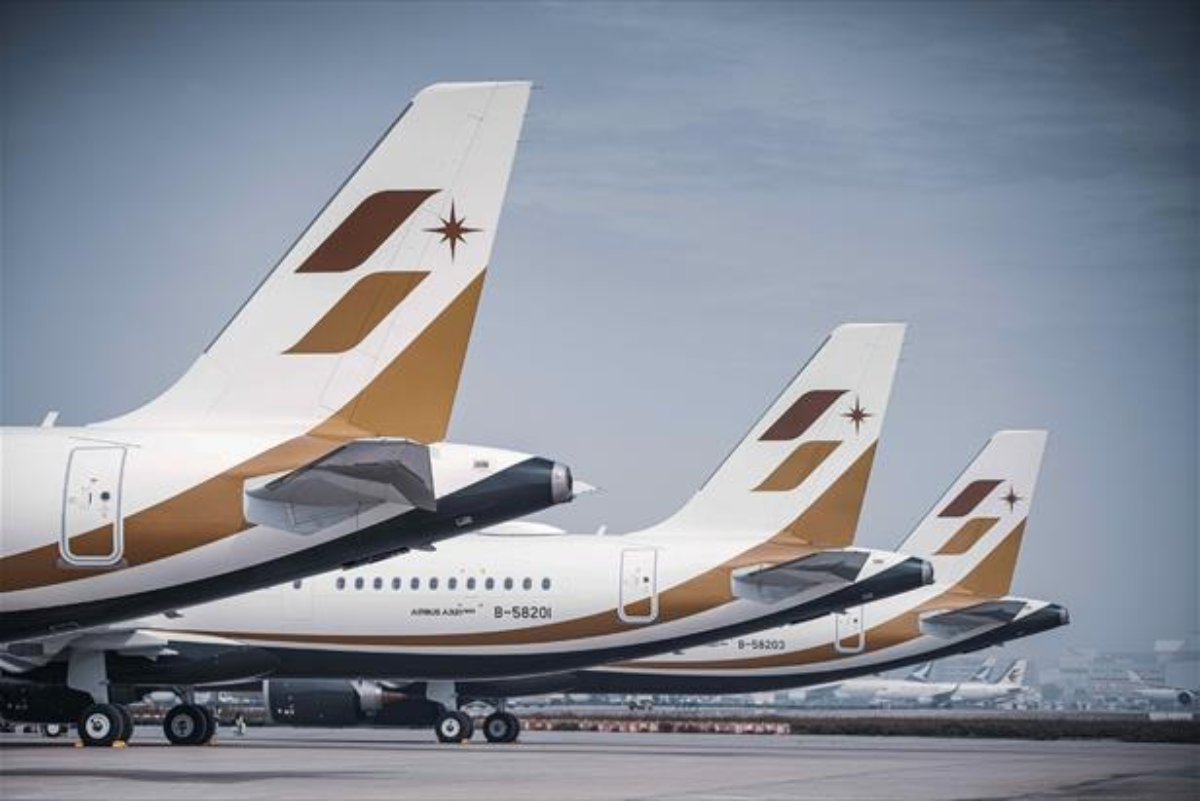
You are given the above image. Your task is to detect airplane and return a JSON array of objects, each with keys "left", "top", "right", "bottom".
[
  {"left": 9, "top": 323, "right": 936, "bottom": 745},
  {"left": 1124, "top": 670, "right": 1196, "bottom": 708},
  {"left": 0, "top": 81, "right": 590, "bottom": 744},
  {"left": 235, "top": 431, "right": 1064, "bottom": 741}
]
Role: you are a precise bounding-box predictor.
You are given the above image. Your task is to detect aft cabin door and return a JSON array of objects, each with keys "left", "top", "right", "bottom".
[
  {"left": 618, "top": 548, "right": 658, "bottom": 624},
  {"left": 60, "top": 445, "right": 127, "bottom": 567},
  {"left": 834, "top": 606, "right": 866, "bottom": 654}
]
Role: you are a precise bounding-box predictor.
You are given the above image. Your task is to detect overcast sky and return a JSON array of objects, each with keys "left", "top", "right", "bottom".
[{"left": 2, "top": 1, "right": 1196, "bottom": 659}]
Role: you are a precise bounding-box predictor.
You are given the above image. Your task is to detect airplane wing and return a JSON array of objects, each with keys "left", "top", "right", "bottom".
[
  {"left": 244, "top": 438, "right": 435, "bottom": 535},
  {"left": 918, "top": 599, "right": 1029, "bottom": 639},
  {"left": 731, "top": 550, "right": 869, "bottom": 604}
]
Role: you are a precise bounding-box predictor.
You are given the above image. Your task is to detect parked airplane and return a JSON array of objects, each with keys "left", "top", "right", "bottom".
[
  {"left": 1125, "top": 670, "right": 1196, "bottom": 708},
  {"left": 374, "top": 430, "right": 1063, "bottom": 738},
  {"left": 0, "top": 82, "right": 590, "bottom": 744},
  {"left": 9, "top": 323, "right": 935, "bottom": 744}
]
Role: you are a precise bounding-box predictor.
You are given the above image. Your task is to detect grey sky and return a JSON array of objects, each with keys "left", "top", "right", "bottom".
[{"left": 2, "top": 1, "right": 1196, "bottom": 657}]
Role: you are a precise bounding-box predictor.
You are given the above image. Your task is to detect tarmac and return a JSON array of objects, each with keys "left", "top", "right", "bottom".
[{"left": 1, "top": 726, "right": 1197, "bottom": 800}]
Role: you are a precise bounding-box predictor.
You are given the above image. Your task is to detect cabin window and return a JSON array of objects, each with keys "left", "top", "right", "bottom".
[
  {"left": 448, "top": 577, "right": 458, "bottom": 591},
  {"left": 542, "top": 578, "right": 552, "bottom": 591},
  {"left": 503, "top": 578, "right": 514, "bottom": 591},
  {"left": 411, "top": 577, "right": 420, "bottom": 590},
  {"left": 292, "top": 580, "right": 302, "bottom": 589},
  {"left": 485, "top": 577, "right": 495, "bottom": 591},
  {"left": 522, "top": 577, "right": 533, "bottom": 591},
  {"left": 392, "top": 578, "right": 402, "bottom": 591},
  {"left": 354, "top": 577, "right": 364, "bottom": 590},
  {"left": 373, "top": 577, "right": 383, "bottom": 590},
  {"left": 466, "top": 577, "right": 476, "bottom": 591},
  {"left": 430, "top": 577, "right": 439, "bottom": 590},
  {"left": 336, "top": 577, "right": 346, "bottom": 590}
]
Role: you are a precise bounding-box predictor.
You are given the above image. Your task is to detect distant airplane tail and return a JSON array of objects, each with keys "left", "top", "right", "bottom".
[
  {"left": 652, "top": 323, "right": 905, "bottom": 545},
  {"left": 997, "top": 659, "right": 1028, "bottom": 687},
  {"left": 969, "top": 657, "right": 996, "bottom": 683},
  {"left": 907, "top": 662, "right": 934, "bottom": 682},
  {"left": 896, "top": 430, "right": 1047, "bottom": 598},
  {"left": 100, "top": 81, "right": 532, "bottom": 444}
]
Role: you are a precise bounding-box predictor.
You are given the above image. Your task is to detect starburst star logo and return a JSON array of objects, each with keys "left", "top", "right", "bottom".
[
  {"left": 425, "top": 202, "right": 480, "bottom": 261},
  {"left": 841, "top": 397, "right": 872, "bottom": 434},
  {"left": 1002, "top": 486, "right": 1023, "bottom": 512}
]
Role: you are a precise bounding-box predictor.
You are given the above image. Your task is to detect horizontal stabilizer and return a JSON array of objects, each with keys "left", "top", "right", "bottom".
[
  {"left": 732, "top": 550, "right": 870, "bottom": 604},
  {"left": 918, "top": 599, "right": 1028, "bottom": 639},
  {"left": 244, "top": 439, "right": 435, "bottom": 534}
]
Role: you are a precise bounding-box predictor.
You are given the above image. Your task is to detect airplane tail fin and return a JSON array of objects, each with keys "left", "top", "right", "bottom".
[
  {"left": 898, "top": 430, "right": 1047, "bottom": 597},
  {"left": 970, "top": 657, "right": 997, "bottom": 683},
  {"left": 997, "top": 659, "right": 1028, "bottom": 687},
  {"left": 100, "top": 82, "right": 532, "bottom": 443},
  {"left": 907, "top": 662, "right": 933, "bottom": 682},
  {"left": 652, "top": 324, "right": 905, "bottom": 545}
]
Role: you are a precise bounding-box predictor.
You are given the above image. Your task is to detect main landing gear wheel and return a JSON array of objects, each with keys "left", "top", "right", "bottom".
[
  {"left": 482, "top": 711, "right": 520, "bottom": 743},
  {"left": 164, "top": 704, "right": 214, "bottom": 746},
  {"left": 434, "top": 710, "right": 474, "bottom": 743},
  {"left": 78, "top": 703, "right": 124, "bottom": 747}
]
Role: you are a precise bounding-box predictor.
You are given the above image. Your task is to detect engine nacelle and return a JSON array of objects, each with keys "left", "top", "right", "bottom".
[
  {"left": 1178, "top": 690, "right": 1194, "bottom": 707},
  {"left": 265, "top": 679, "right": 443, "bottom": 728},
  {"left": 0, "top": 683, "right": 91, "bottom": 724}
]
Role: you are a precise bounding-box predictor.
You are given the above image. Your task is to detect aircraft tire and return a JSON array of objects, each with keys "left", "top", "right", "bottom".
[
  {"left": 78, "top": 703, "right": 123, "bottom": 747},
  {"left": 434, "top": 710, "right": 474, "bottom": 743},
  {"left": 163, "top": 704, "right": 209, "bottom": 746},
  {"left": 482, "top": 711, "right": 520, "bottom": 743}
]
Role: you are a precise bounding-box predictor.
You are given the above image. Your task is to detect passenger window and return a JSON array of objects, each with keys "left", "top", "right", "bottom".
[
  {"left": 467, "top": 577, "right": 476, "bottom": 591},
  {"left": 430, "top": 577, "right": 439, "bottom": 590},
  {"left": 522, "top": 577, "right": 532, "bottom": 590},
  {"left": 542, "top": 577, "right": 552, "bottom": 591},
  {"left": 373, "top": 577, "right": 383, "bottom": 590},
  {"left": 292, "top": 580, "right": 302, "bottom": 589},
  {"left": 336, "top": 577, "right": 346, "bottom": 590},
  {"left": 392, "top": 578, "right": 402, "bottom": 591},
  {"left": 504, "top": 578, "right": 513, "bottom": 591},
  {"left": 411, "top": 577, "right": 420, "bottom": 590},
  {"left": 485, "top": 577, "right": 495, "bottom": 591},
  {"left": 448, "top": 577, "right": 458, "bottom": 590},
  {"left": 354, "top": 577, "right": 364, "bottom": 590}
]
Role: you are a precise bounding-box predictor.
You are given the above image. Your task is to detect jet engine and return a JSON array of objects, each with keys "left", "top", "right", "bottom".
[{"left": 265, "top": 680, "right": 443, "bottom": 728}]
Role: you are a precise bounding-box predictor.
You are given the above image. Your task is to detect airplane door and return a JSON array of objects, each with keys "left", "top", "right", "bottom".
[
  {"left": 282, "top": 578, "right": 314, "bottom": 621},
  {"left": 834, "top": 606, "right": 866, "bottom": 654},
  {"left": 60, "top": 445, "right": 127, "bottom": 567},
  {"left": 618, "top": 548, "right": 658, "bottom": 624}
]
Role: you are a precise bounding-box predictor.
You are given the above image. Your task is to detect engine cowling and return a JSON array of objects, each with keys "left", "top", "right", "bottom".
[{"left": 265, "top": 679, "right": 443, "bottom": 728}]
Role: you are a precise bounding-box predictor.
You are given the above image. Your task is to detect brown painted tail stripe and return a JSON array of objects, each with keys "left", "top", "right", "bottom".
[
  {"left": 759, "top": 390, "right": 846, "bottom": 441},
  {"left": 297, "top": 190, "right": 438, "bottom": 273},
  {"left": 0, "top": 272, "right": 487, "bottom": 594},
  {"left": 936, "top": 517, "right": 999, "bottom": 555},
  {"left": 286, "top": 271, "right": 429, "bottom": 354},
  {"left": 957, "top": 520, "right": 1025, "bottom": 597},
  {"left": 753, "top": 440, "right": 841, "bottom": 492},
  {"left": 769, "top": 443, "right": 877, "bottom": 550},
  {"left": 938, "top": 479, "right": 1002, "bottom": 518}
]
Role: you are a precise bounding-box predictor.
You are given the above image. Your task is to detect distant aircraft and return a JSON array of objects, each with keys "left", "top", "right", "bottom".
[
  {"left": 0, "top": 82, "right": 588, "bottom": 746},
  {"left": 826, "top": 658, "right": 1028, "bottom": 707},
  {"left": 1125, "top": 670, "right": 1196, "bottom": 707}
]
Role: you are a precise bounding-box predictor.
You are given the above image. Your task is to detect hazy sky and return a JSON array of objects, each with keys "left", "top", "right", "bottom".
[{"left": 2, "top": 1, "right": 1196, "bottom": 657}]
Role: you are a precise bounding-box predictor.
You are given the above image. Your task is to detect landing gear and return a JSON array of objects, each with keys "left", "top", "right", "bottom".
[
  {"left": 78, "top": 703, "right": 127, "bottom": 747},
  {"left": 40, "top": 722, "right": 68, "bottom": 738},
  {"left": 434, "top": 710, "right": 474, "bottom": 743},
  {"left": 482, "top": 711, "right": 520, "bottom": 743},
  {"left": 115, "top": 704, "right": 135, "bottom": 743},
  {"left": 163, "top": 704, "right": 216, "bottom": 746}
]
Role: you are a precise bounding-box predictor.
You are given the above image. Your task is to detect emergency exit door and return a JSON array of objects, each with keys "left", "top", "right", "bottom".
[{"left": 60, "top": 445, "right": 127, "bottom": 567}]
